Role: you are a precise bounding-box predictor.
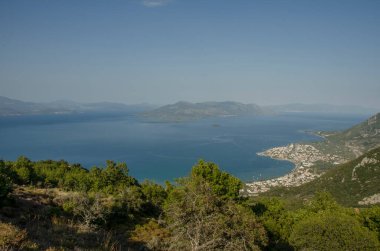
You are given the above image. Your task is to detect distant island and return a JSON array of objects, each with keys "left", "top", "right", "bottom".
[
  {"left": 0, "top": 96, "right": 154, "bottom": 116},
  {"left": 140, "top": 101, "right": 379, "bottom": 123},
  {"left": 141, "top": 101, "right": 272, "bottom": 122}
]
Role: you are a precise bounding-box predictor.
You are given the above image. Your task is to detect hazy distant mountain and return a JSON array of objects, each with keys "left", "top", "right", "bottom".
[
  {"left": 0, "top": 96, "right": 154, "bottom": 116},
  {"left": 265, "top": 103, "right": 378, "bottom": 114},
  {"left": 0, "top": 96, "right": 73, "bottom": 116},
  {"left": 142, "top": 101, "right": 271, "bottom": 122}
]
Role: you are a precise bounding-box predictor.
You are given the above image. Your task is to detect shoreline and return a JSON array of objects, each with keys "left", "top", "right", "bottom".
[{"left": 243, "top": 143, "right": 344, "bottom": 196}]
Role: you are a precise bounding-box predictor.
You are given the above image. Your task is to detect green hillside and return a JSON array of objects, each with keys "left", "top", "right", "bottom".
[
  {"left": 313, "top": 112, "right": 380, "bottom": 160},
  {"left": 267, "top": 147, "right": 380, "bottom": 207}
]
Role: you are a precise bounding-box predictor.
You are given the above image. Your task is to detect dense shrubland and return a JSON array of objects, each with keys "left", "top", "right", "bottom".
[{"left": 0, "top": 156, "right": 380, "bottom": 250}]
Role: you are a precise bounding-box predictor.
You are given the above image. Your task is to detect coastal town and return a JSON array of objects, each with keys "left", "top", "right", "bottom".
[{"left": 244, "top": 143, "right": 345, "bottom": 195}]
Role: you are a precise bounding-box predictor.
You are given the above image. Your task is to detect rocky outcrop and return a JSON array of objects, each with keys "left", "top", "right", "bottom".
[
  {"left": 358, "top": 193, "right": 380, "bottom": 205},
  {"left": 352, "top": 157, "right": 379, "bottom": 181}
]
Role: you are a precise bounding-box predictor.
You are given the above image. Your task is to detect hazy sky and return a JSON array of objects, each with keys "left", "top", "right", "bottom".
[{"left": 1, "top": 0, "right": 379, "bottom": 107}]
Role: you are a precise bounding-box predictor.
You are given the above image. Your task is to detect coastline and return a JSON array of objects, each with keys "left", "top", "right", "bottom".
[{"left": 243, "top": 143, "right": 344, "bottom": 196}]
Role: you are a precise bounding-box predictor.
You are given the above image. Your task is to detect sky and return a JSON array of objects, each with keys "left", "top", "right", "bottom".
[{"left": 0, "top": 0, "right": 379, "bottom": 108}]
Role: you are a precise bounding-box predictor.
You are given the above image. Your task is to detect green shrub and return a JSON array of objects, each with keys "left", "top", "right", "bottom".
[
  {"left": 289, "top": 211, "right": 380, "bottom": 250},
  {"left": 164, "top": 177, "right": 268, "bottom": 250},
  {"left": 191, "top": 160, "right": 242, "bottom": 200},
  {"left": 0, "top": 173, "right": 12, "bottom": 202},
  {"left": 131, "top": 220, "right": 171, "bottom": 250},
  {"left": 12, "top": 156, "right": 36, "bottom": 185},
  {"left": 361, "top": 206, "right": 380, "bottom": 241}
]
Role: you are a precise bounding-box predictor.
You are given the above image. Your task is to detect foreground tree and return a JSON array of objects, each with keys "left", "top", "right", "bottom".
[
  {"left": 12, "top": 156, "right": 35, "bottom": 185},
  {"left": 60, "top": 193, "right": 110, "bottom": 229},
  {"left": 191, "top": 160, "right": 242, "bottom": 200},
  {"left": 361, "top": 206, "right": 380, "bottom": 241},
  {"left": 289, "top": 211, "right": 380, "bottom": 250},
  {"left": 163, "top": 161, "right": 267, "bottom": 251},
  {"left": 0, "top": 173, "right": 12, "bottom": 204}
]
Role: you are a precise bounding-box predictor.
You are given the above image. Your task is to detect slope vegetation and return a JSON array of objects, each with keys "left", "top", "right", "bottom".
[
  {"left": 268, "top": 147, "right": 380, "bottom": 207},
  {"left": 313, "top": 112, "right": 380, "bottom": 159}
]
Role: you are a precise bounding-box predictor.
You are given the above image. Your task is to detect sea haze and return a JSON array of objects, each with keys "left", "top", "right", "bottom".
[{"left": 0, "top": 112, "right": 369, "bottom": 183}]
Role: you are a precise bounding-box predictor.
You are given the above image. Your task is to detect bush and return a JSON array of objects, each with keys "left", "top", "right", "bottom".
[
  {"left": 131, "top": 220, "right": 171, "bottom": 250},
  {"left": 110, "top": 186, "right": 145, "bottom": 223},
  {"left": 306, "top": 191, "right": 340, "bottom": 212},
  {"left": 0, "top": 173, "right": 12, "bottom": 202},
  {"left": 361, "top": 206, "right": 380, "bottom": 241},
  {"left": 289, "top": 211, "right": 380, "bottom": 250},
  {"left": 12, "top": 156, "right": 36, "bottom": 185},
  {"left": 191, "top": 160, "right": 242, "bottom": 200},
  {"left": 164, "top": 177, "right": 267, "bottom": 250},
  {"left": 141, "top": 180, "right": 167, "bottom": 215},
  {"left": 57, "top": 193, "right": 110, "bottom": 229},
  {"left": 0, "top": 222, "right": 38, "bottom": 250}
]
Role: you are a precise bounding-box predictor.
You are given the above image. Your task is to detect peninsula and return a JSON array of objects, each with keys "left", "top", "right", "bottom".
[{"left": 245, "top": 112, "right": 380, "bottom": 196}]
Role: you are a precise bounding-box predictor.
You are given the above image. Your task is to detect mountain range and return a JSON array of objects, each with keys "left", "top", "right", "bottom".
[
  {"left": 0, "top": 96, "right": 154, "bottom": 116},
  {"left": 1, "top": 96, "right": 378, "bottom": 123}
]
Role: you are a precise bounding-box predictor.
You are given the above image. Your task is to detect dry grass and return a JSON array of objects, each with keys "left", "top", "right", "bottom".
[
  {"left": 0, "top": 186, "right": 137, "bottom": 251},
  {"left": 0, "top": 222, "right": 38, "bottom": 250}
]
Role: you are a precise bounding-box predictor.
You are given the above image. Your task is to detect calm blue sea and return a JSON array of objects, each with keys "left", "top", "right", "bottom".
[{"left": 0, "top": 112, "right": 369, "bottom": 183}]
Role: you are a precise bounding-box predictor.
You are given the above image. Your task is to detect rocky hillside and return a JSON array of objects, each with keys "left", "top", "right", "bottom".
[
  {"left": 141, "top": 101, "right": 270, "bottom": 122},
  {"left": 267, "top": 147, "right": 380, "bottom": 207},
  {"left": 314, "top": 112, "right": 380, "bottom": 159}
]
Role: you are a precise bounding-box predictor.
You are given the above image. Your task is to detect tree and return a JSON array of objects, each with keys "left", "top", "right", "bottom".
[
  {"left": 12, "top": 156, "right": 35, "bottom": 185},
  {"left": 33, "top": 160, "right": 68, "bottom": 187},
  {"left": 141, "top": 180, "right": 167, "bottom": 216},
  {"left": 361, "top": 206, "right": 380, "bottom": 241},
  {"left": 65, "top": 193, "right": 110, "bottom": 229},
  {"left": 306, "top": 191, "right": 340, "bottom": 213},
  {"left": 98, "top": 161, "right": 138, "bottom": 194},
  {"left": 0, "top": 173, "right": 12, "bottom": 203},
  {"left": 110, "top": 186, "right": 146, "bottom": 224},
  {"left": 190, "top": 160, "right": 242, "bottom": 200},
  {"left": 62, "top": 167, "right": 91, "bottom": 192},
  {"left": 0, "top": 160, "right": 13, "bottom": 202},
  {"left": 250, "top": 197, "right": 295, "bottom": 250},
  {"left": 130, "top": 220, "right": 171, "bottom": 250},
  {"left": 289, "top": 211, "right": 380, "bottom": 250},
  {"left": 164, "top": 176, "right": 267, "bottom": 250}
]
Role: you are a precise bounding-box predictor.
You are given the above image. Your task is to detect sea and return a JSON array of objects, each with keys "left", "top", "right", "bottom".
[{"left": 0, "top": 112, "right": 369, "bottom": 183}]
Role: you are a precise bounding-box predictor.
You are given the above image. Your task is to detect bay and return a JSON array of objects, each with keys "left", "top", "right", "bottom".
[{"left": 0, "top": 112, "right": 369, "bottom": 183}]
